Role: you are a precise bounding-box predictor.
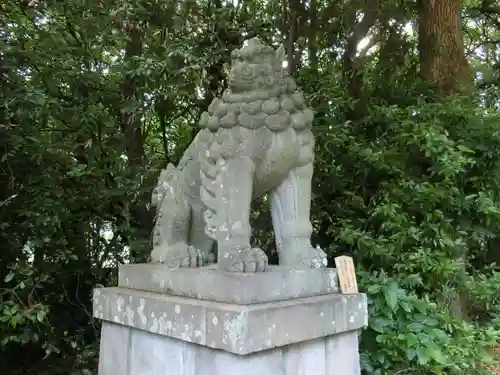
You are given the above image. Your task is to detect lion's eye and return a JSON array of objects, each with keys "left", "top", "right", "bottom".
[
  {"left": 239, "top": 65, "right": 253, "bottom": 78},
  {"left": 256, "top": 67, "right": 268, "bottom": 76}
]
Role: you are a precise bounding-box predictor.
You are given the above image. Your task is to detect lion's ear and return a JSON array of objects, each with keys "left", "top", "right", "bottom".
[{"left": 275, "top": 44, "right": 286, "bottom": 64}]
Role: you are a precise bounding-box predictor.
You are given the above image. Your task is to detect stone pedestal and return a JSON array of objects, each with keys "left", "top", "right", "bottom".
[{"left": 93, "top": 264, "right": 368, "bottom": 375}]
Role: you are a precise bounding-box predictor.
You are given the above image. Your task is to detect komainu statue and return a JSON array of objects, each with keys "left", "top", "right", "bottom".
[{"left": 151, "top": 37, "right": 327, "bottom": 272}]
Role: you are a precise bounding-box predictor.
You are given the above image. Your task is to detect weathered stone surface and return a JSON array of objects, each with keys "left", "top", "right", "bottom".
[
  {"left": 98, "top": 321, "right": 362, "bottom": 375},
  {"left": 93, "top": 287, "right": 367, "bottom": 355},
  {"left": 326, "top": 331, "right": 362, "bottom": 374},
  {"left": 98, "top": 321, "right": 131, "bottom": 375},
  {"left": 283, "top": 338, "right": 326, "bottom": 375},
  {"left": 118, "top": 263, "right": 338, "bottom": 304},
  {"left": 150, "top": 37, "right": 328, "bottom": 273},
  {"left": 95, "top": 36, "right": 367, "bottom": 375}
]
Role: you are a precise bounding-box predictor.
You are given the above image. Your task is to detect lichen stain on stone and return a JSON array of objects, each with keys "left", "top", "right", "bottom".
[
  {"left": 225, "top": 312, "right": 248, "bottom": 351},
  {"left": 326, "top": 272, "right": 337, "bottom": 290},
  {"left": 116, "top": 296, "right": 125, "bottom": 312},
  {"left": 181, "top": 323, "right": 194, "bottom": 341},
  {"left": 126, "top": 305, "right": 135, "bottom": 325},
  {"left": 194, "top": 330, "right": 203, "bottom": 341},
  {"left": 231, "top": 221, "right": 242, "bottom": 231},
  {"left": 158, "top": 313, "right": 169, "bottom": 334},
  {"left": 149, "top": 318, "right": 159, "bottom": 333},
  {"left": 137, "top": 298, "right": 147, "bottom": 326}
]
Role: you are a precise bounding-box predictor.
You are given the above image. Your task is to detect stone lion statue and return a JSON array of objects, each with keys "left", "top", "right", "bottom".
[{"left": 150, "top": 37, "right": 327, "bottom": 272}]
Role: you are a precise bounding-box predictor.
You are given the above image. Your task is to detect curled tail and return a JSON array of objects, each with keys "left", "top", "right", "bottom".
[
  {"left": 150, "top": 163, "right": 184, "bottom": 247},
  {"left": 199, "top": 140, "right": 223, "bottom": 241},
  {"left": 151, "top": 164, "right": 176, "bottom": 213}
]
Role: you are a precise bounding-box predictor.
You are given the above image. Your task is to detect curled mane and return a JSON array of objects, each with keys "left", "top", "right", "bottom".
[{"left": 198, "top": 39, "right": 314, "bottom": 133}]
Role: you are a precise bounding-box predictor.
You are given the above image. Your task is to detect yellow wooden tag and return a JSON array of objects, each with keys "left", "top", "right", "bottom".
[{"left": 334, "top": 255, "right": 359, "bottom": 294}]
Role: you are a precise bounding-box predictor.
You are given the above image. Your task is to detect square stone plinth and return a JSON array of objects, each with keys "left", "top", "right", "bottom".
[
  {"left": 118, "top": 264, "right": 339, "bottom": 305},
  {"left": 98, "top": 321, "right": 362, "bottom": 375},
  {"left": 93, "top": 287, "right": 367, "bottom": 355}
]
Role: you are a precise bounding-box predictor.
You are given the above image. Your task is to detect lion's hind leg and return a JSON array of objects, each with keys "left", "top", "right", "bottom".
[
  {"left": 189, "top": 203, "right": 215, "bottom": 265},
  {"left": 150, "top": 165, "right": 202, "bottom": 268}
]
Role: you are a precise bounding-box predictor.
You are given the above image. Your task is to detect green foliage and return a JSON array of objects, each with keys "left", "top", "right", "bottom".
[
  {"left": 305, "top": 60, "right": 500, "bottom": 373},
  {"left": 463, "top": 267, "right": 500, "bottom": 323},
  {"left": 1, "top": 265, "right": 51, "bottom": 348},
  {"left": 0, "top": 0, "right": 499, "bottom": 374},
  {"left": 359, "top": 271, "right": 499, "bottom": 374}
]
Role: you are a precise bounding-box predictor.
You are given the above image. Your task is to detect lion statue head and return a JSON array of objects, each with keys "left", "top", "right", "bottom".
[{"left": 198, "top": 37, "right": 314, "bottom": 133}]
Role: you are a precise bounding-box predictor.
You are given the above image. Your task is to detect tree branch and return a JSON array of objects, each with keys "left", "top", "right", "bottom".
[{"left": 342, "top": 0, "right": 380, "bottom": 103}]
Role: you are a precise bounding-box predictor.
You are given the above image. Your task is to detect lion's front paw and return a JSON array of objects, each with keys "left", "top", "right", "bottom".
[
  {"left": 218, "top": 246, "right": 268, "bottom": 272},
  {"left": 299, "top": 245, "right": 328, "bottom": 268},
  {"left": 151, "top": 243, "right": 203, "bottom": 268}
]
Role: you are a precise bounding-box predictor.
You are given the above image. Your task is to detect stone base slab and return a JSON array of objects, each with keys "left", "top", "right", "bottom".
[
  {"left": 98, "top": 321, "right": 362, "bottom": 375},
  {"left": 99, "top": 321, "right": 361, "bottom": 375},
  {"left": 118, "top": 264, "right": 339, "bottom": 304},
  {"left": 93, "top": 287, "right": 367, "bottom": 355}
]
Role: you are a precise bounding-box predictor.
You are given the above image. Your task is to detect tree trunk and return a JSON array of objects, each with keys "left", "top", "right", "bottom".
[
  {"left": 342, "top": 0, "right": 380, "bottom": 120},
  {"left": 120, "top": 24, "right": 153, "bottom": 261},
  {"left": 418, "top": 0, "right": 472, "bottom": 95},
  {"left": 307, "top": 0, "right": 318, "bottom": 71},
  {"left": 286, "top": 0, "right": 301, "bottom": 74},
  {"left": 418, "top": 0, "right": 471, "bottom": 319},
  {"left": 121, "top": 25, "right": 145, "bottom": 167}
]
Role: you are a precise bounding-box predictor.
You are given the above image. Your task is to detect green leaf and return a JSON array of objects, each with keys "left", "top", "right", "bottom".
[
  {"left": 407, "top": 323, "right": 424, "bottom": 333},
  {"left": 36, "top": 310, "right": 45, "bottom": 323},
  {"left": 430, "top": 347, "right": 447, "bottom": 365},
  {"left": 370, "top": 317, "right": 392, "bottom": 333},
  {"left": 384, "top": 288, "right": 398, "bottom": 311},
  {"left": 10, "top": 314, "right": 20, "bottom": 329},
  {"left": 4, "top": 272, "right": 14, "bottom": 283},
  {"left": 405, "top": 333, "right": 419, "bottom": 347},
  {"left": 367, "top": 284, "right": 381, "bottom": 294},
  {"left": 416, "top": 346, "right": 431, "bottom": 365},
  {"left": 405, "top": 348, "right": 416, "bottom": 361}
]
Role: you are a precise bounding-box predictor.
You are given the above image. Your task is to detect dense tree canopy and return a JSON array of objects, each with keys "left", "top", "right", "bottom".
[{"left": 1, "top": 0, "right": 500, "bottom": 374}]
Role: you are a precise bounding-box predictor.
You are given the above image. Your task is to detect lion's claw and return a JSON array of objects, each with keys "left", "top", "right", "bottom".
[
  {"left": 151, "top": 243, "right": 203, "bottom": 268},
  {"left": 218, "top": 246, "right": 268, "bottom": 272},
  {"left": 300, "top": 245, "right": 328, "bottom": 268}
]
